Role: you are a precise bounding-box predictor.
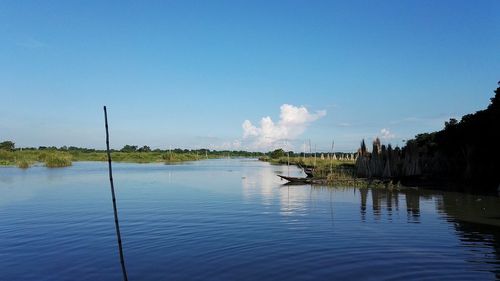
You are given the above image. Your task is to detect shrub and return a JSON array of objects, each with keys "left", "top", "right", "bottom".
[
  {"left": 44, "top": 152, "right": 72, "bottom": 168},
  {"left": 16, "top": 159, "right": 31, "bottom": 169}
]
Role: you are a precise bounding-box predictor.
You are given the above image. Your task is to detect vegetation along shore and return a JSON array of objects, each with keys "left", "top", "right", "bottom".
[
  {"left": 2, "top": 82, "right": 498, "bottom": 192},
  {"left": 0, "top": 143, "right": 263, "bottom": 169},
  {"left": 261, "top": 82, "right": 500, "bottom": 192}
]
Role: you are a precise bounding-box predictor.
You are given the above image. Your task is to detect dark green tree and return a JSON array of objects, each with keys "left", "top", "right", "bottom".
[
  {"left": 444, "top": 118, "right": 458, "bottom": 130},
  {"left": 137, "top": 145, "right": 151, "bottom": 152},
  {"left": 270, "top": 148, "right": 285, "bottom": 159},
  {"left": 0, "top": 141, "right": 15, "bottom": 151},
  {"left": 120, "top": 145, "right": 138, "bottom": 152}
]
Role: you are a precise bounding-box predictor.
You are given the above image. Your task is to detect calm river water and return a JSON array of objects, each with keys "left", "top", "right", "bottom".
[{"left": 1, "top": 159, "right": 500, "bottom": 280}]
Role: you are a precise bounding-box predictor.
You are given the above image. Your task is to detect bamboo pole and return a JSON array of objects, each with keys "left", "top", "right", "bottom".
[
  {"left": 286, "top": 140, "right": 290, "bottom": 177},
  {"left": 330, "top": 140, "right": 334, "bottom": 174},
  {"left": 104, "top": 106, "right": 129, "bottom": 281},
  {"left": 314, "top": 144, "right": 317, "bottom": 167}
]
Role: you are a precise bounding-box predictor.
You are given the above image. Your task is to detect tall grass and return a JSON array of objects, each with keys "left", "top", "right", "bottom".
[
  {"left": 260, "top": 156, "right": 358, "bottom": 182},
  {"left": 16, "top": 158, "right": 31, "bottom": 169},
  {"left": 0, "top": 150, "right": 16, "bottom": 165},
  {"left": 163, "top": 152, "right": 201, "bottom": 163},
  {"left": 41, "top": 152, "right": 72, "bottom": 167},
  {"left": 0, "top": 149, "right": 215, "bottom": 169}
]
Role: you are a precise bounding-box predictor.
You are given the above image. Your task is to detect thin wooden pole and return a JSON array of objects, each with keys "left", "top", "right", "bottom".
[
  {"left": 330, "top": 140, "right": 334, "bottom": 174},
  {"left": 104, "top": 106, "right": 129, "bottom": 281},
  {"left": 286, "top": 140, "right": 290, "bottom": 177},
  {"left": 303, "top": 141, "right": 306, "bottom": 161},
  {"left": 314, "top": 144, "right": 317, "bottom": 167}
]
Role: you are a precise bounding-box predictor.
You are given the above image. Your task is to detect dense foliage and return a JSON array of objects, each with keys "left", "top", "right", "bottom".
[
  {"left": 404, "top": 82, "right": 500, "bottom": 190},
  {"left": 0, "top": 144, "right": 266, "bottom": 168}
]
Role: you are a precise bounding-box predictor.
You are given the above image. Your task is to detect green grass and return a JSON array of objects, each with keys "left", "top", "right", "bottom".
[
  {"left": 16, "top": 158, "right": 31, "bottom": 169},
  {"left": 0, "top": 149, "right": 214, "bottom": 168},
  {"left": 0, "top": 150, "right": 73, "bottom": 168},
  {"left": 0, "top": 150, "right": 16, "bottom": 165},
  {"left": 261, "top": 156, "right": 355, "bottom": 175},
  {"left": 40, "top": 151, "right": 73, "bottom": 167},
  {"left": 260, "top": 156, "right": 366, "bottom": 185},
  {"left": 260, "top": 156, "right": 403, "bottom": 189}
]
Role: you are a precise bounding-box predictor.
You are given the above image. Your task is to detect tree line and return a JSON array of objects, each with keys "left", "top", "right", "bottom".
[{"left": 356, "top": 81, "right": 500, "bottom": 192}]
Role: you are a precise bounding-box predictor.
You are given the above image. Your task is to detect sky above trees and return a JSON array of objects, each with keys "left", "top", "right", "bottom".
[{"left": 1, "top": 1, "right": 499, "bottom": 152}]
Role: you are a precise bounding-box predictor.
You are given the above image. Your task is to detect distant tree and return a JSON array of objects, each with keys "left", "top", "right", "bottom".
[
  {"left": 0, "top": 141, "right": 15, "bottom": 151},
  {"left": 488, "top": 81, "right": 500, "bottom": 110},
  {"left": 121, "top": 145, "right": 138, "bottom": 152},
  {"left": 444, "top": 118, "right": 458, "bottom": 130},
  {"left": 137, "top": 145, "right": 151, "bottom": 152},
  {"left": 360, "top": 139, "right": 367, "bottom": 156},
  {"left": 270, "top": 148, "right": 285, "bottom": 159}
]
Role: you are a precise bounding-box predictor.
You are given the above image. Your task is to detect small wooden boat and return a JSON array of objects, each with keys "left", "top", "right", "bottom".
[
  {"left": 298, "top": 164, "right": 314, "bottom": 178},
  {"left": 277, "top": 175, "right": 314, "bottom": 184}
]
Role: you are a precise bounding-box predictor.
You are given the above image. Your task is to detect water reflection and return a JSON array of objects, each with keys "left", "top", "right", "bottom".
[
  {"left": 436, "top": 192, "right": 500, "bottom": 279},
  {"left": 244, "top": 162, "right": 500, "bottom": 278},
  {"left": 334, "top": 186, "right": 500, "bottom": 278},
  {"left": 241, "top": 161, "right": 304, "bottom": 207},
  {"left": 2, "top": 160, "right": 500, "bottom": 280},
  {"left": 358, "top": 188, "right": 423, "bottom": 223},
  {"left": 241, "top": 166, "right": 278, "bottom": 205},
  {"left": 278, "top": 186, "right": 311, "bottom": 217}
]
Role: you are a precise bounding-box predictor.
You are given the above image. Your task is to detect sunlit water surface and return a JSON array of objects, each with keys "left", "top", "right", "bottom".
[{"left": 1, "top": 159, "right": 500, "bottom": 280}]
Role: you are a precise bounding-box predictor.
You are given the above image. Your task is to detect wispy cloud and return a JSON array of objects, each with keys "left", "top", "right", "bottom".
[
  {"left": 16, "top": 37, "right": 48, "bottom": 49},
  {"left": 389, "top": 114, "right": 455, "bottom": 126},
  {"left": 210, "top": 140, "right": 242, "bottom": 150},
  {"left": 242, "top": 104, "right": 326, "bottom": 150},
  {"left": 337, "top": 122, "right": 351, "bottom": 127},
  {"left": 379, "top": 128, "right": 396, "bottom": 140}
]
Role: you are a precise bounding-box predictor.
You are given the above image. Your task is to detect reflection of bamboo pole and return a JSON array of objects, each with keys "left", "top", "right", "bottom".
[
  {"left": 103, "top": 106, "right": 129, "bottom": 281},
  {"left": 286, "top": 140, "right": 290, "bottom": 177}
]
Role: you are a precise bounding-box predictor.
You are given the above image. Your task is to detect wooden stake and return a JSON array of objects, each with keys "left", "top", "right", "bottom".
[{"left": 104, "top": 106, "right": 129, "bottom": 281}]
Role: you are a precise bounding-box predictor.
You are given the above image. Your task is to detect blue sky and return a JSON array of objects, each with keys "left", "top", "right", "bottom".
[{"left": 1, "top": 1, "right": 499, "bottom": 152}]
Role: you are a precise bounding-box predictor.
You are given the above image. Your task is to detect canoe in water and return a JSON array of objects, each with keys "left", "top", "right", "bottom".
[{"left": 277, "top": 175, "right": 314, "bottom": 183}]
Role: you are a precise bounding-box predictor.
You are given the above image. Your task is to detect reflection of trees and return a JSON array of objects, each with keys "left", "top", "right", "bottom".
[
  {"left": 437, "top": 193, "right": 500, "bottom": 279},
  {"left": 358, "top": 187, "right": 500, "bottom": 277},
  {"left": 372, "top": 189, "right": 381, "bottom": 220},
  {"left": 361, "top": 188, "right": 420, "bottom": 222},
  {"left": 405, "top": 189, "right": 420, "bottom": 222},
  {"left": 454, "top": 221, "right": 500, "bottom": 279},
  {"left": 360, "top": 188, "right": 367, "bottom": 222}
]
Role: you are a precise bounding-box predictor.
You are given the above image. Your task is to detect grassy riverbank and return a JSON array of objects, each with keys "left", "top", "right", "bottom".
[
  {"left": 259, "top": 155, "right": 399, "bottom": 188},
  {"left": 259, "top": 155, "right": 356, "bottom": 176},
  {"left": 0, "top": 150, "right": 73, "bottom": 168},
  {"left": 0, "top": 150, "right": 220, "bottom": 168}
]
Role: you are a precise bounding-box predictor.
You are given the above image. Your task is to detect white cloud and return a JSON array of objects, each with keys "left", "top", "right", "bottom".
[
  {"left": 207, "top": 139, "right": 243, "bottom": 151},
  {"left": 379, "top": 128, "right": 396, "bottom": 140},
  {"left": 242, "top": 104, "right": 326, "bottom": 150}
]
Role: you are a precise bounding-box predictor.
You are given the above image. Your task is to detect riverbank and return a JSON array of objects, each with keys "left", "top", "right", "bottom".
[
  {"left": 259, "top": 156, "right": 399, "bottom": 188},
  {"left": 0, "top": 150, "right": 215, "bottom": 168}
]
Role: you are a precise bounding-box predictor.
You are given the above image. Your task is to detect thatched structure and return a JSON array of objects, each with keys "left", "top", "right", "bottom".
[{"left": 355, "top": 138, "right": 422, "bottom": 179}]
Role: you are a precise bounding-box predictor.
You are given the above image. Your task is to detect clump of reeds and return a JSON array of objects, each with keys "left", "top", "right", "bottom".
[
  {"left": 163, "top": 152, "right": 200, "bottom": 163},
  {"left": 43, "top": 152, "right": 72, "bottom": 168},
  {"left": 16, "top": 158, "right": 31, "bottom": 169},
  {"left": 0, "top": 150, "right": 16, "bottom": 165}
]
